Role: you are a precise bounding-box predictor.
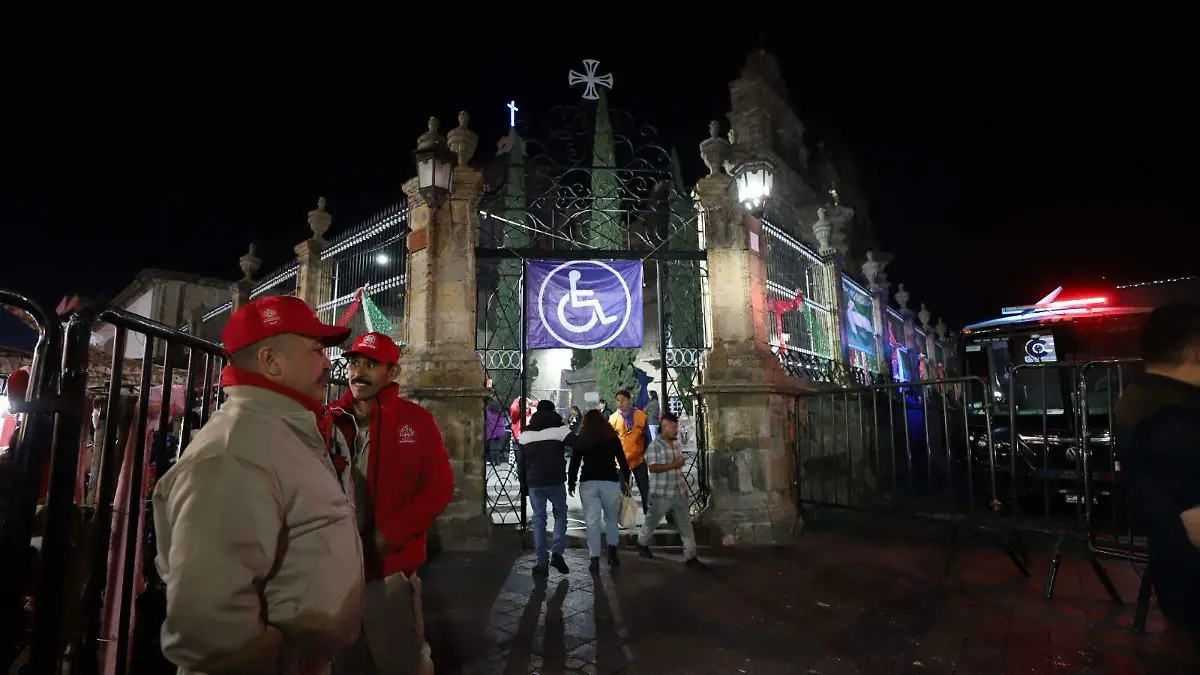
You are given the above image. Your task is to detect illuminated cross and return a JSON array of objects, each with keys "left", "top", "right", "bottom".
[
  {"left": 507, "top": 100, "right": 519, "bottom": 128},
  {"left": 568, "top": 59, "right": 613, "bottom": 100}
]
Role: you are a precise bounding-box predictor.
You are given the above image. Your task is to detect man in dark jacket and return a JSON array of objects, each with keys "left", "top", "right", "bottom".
[
  {"left": 1115, "top": 303, "right": 1200, "bottom": 642},
  {"left": 519, "top": 400, "right": 574, "bottom": 576}
]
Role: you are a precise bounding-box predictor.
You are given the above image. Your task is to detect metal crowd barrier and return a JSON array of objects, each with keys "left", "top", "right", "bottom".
[
  {"left": 0, "top": 290, "right": 62, "bottom": 672},
  {"left": 793, "top": 376, "right": 1031, "bottom": 578},
  {"left": 1, "top": 298, "right": 226, "bottom": 675},
  {"left": 1002, "top": 360, "right": 1147, "bottom": 605},
  {"left": 792, "top": 365, "right": 1157, "bottom": 627}
]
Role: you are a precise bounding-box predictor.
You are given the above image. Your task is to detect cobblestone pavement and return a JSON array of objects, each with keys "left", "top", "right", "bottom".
[{"left": 419, "top": 528, "right": 1198, "bottom": 674}]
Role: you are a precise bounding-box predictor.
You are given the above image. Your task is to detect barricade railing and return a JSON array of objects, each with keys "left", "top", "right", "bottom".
[
  {"left": 793, "top": 376, "right": 1031, "bottom": 578},
  {"left": 0, "top": 291, "right": 62, "bottom": 671},
  {"left": 1003, "top": 360, "right": 1147, "bottom": 605},
  {"left": 1, "top": 299, "right": 226, "bottom": 675}
]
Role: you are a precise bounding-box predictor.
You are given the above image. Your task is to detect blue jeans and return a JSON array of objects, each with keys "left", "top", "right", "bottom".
[
  {"left": 579, "top": 480, "right": 621, "bottom": 557},
  {"left": 528, "top": 484, "right": 568, "bottom": 566}
]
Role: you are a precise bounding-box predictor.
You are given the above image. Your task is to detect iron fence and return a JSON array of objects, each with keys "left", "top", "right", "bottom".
[{"left": 1, "top": 293, "right": 227, "bottom": 675}]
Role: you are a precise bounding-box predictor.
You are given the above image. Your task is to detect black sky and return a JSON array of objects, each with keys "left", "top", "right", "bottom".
[{"left": 2, "top": 31, "right": 1194, "bottom": 344}]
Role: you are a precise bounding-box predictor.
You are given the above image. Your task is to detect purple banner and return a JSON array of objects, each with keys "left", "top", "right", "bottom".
[{"left": 525, "top": 260, "right": 643, "bottom": 349}]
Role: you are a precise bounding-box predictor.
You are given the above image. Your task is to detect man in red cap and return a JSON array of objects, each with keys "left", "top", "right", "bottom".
[
  {"left": 328, "top": 331, "right": 452, "bottom": 675},
  {"left": 151, "top": 295, "right": 364, "bottom": 675}
]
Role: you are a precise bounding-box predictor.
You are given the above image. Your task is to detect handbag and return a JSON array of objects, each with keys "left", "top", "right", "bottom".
[{"left": 618, "top": 490, "right": 638, "bottom": 529}]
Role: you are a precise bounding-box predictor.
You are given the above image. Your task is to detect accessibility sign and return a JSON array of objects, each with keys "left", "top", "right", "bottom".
[{"left": 525, "top": 260, "right": 643, "bottom": 350}]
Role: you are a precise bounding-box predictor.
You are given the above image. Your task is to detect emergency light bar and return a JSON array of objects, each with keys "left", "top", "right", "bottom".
[{"left": 1002, "top": 296, "right": 1107, "bottom": 315}]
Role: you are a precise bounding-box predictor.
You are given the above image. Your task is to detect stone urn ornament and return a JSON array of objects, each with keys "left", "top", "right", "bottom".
[
  {"left": 699, "top": 120, "right": 730, "bottom": 176},
  {"left": 895, "top": 283, "right": 910, "bottom": 311},
  {"left": 239, "top": 243, "right": 262, "bottom": 281}
]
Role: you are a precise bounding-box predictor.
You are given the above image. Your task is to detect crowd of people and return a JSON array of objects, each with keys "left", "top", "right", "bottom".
[
  {"left": 0, "top": 291, "right": 706, "bottom": 673},
  {"left": 513, "top": 386, "right": 702, "bottom": 576}
]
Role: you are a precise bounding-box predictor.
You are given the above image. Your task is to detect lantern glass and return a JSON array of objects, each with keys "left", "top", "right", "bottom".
[
  {"left": 734, "top": 160, "right": 774, "bottom": 214},
  {"left": 414, "top": 142, "right": 456, "bottom": 207}
]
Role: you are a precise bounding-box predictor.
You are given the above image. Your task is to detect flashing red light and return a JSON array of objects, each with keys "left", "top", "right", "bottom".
[
  {"left": 1003, "top": 295, "right": 1108, "bottom": 315},
  {"left": 1044, "top": 296, "right": 1107, "bottom": 310}
]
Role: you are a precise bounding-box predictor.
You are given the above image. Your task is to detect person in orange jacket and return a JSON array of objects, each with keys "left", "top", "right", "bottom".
[
  {"left": 609, "top": 389, "right": 652, "bottom": 515},
  {"left": 328, "top": 332, "right": 453, "bottom": 675}
]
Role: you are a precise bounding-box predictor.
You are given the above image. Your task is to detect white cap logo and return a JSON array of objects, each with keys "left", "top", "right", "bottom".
[
  {"left": 261, "top": 308, "right": 281, "bottom": 326},
  {"left": 362, "top": 334, "right": 377, "bottom": 346}
]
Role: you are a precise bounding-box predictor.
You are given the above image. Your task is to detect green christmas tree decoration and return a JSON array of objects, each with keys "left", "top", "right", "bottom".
[
  {"left": 582, "top": 88, "right": 639, "bottom": 396},
  {"left": 487, "top": 130, "right": 530, "bottom": 405}
]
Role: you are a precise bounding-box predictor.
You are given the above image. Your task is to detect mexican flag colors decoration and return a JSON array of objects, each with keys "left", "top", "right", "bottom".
[{"left": 336, "top": 285, "right": 403, "bottom": 346}]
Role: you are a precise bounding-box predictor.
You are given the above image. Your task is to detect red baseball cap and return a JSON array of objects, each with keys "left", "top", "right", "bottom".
[
  {"left": 342, "top": 332, "right": 401, "bottom": 365},
  {"left": 5, "top": 367, "right": 30, "bottom": 400},
  {"left": 221, "top": 296, "right": 350, "bottom": 355}
]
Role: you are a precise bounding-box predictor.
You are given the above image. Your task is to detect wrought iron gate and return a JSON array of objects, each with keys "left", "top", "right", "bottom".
[{"left": 475, "top": 100, "right": 710, "bottom": 525}]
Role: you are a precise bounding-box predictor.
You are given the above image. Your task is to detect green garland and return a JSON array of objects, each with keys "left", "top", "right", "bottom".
[{"left": 802, "top": 304, "right": 832, "bottom": 358}]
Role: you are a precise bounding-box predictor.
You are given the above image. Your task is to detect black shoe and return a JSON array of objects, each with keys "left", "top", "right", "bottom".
[
  {"left": 551, "top": 553, "right": 570, "bottom": 574},
  {"left": 589, "top": 557, "right": 600, "bottom": 574},
  {"left": 532, "top": 565, "right": 549, "bottom": 577},
  {"left": 608, "top": 545, "right": 620, "bottom": 567},
  {"left": 685, "top": 557, "right": 705, "bottom": 569},
  {"left": 637, "top": 544, "right": 654, "bottom": 559}
]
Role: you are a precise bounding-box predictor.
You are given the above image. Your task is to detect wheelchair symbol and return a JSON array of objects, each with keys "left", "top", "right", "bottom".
[
  {"left": 557, "top": 270, "right": 619, "bottom": 334},
  {"left": 536, "top": 260, "right": 634, "bottom": 350}
]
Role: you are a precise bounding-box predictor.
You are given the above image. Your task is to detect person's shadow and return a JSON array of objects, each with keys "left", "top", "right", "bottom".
[
  {"left": 504, "top": 578, "right": 568, "bottom": 675},
  {"left": 591, "top": 573, "right": 626, "bottom": 673},
  {"left": 540, "top": 580, "right": 570, "bottom": 672}
]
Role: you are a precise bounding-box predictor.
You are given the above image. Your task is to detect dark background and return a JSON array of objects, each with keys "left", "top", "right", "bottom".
[{"left": 2, "top": 30, "right": 1193, "bottom": 346}]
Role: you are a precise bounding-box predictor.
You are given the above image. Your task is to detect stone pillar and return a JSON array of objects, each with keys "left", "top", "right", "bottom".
[
  {"left": 295, "top": 198, "right": 332, "bottom": 309},
  {"left": 230, "top": 244, "right": 260, "bottom": 310},
  {"left": 895, "top": 284, "right": 918, "bottom": 378},
  {"left": 919, "top": 303, "right": 937, "bottom": 377},
  {"left": 862, "top": 251, "right": 891, "bottom": 377},
  {"left": 692, "top": 122, "right": 800, "bottom": 544},
  {"left": 811, "top": 207, "right": 853, "bottom": 368},
  {"left": 396, "top": 113, "right": 492, "bottom": 551},
  {"left": 935, "top": 318, "right": 948, "bottom": 375}
]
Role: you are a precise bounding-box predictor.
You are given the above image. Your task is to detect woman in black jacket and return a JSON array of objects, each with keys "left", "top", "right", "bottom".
[{"left": 568, "top": 409, "right": 631, "bottom": 573}]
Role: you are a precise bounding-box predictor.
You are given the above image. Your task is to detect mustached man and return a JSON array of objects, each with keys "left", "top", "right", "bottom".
[{"left": 328, "top": 332, "right": 453, "bottom": 675}]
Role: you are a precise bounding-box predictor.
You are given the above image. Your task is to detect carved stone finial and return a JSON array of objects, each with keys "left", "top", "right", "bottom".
[
  {"left": 308, "top": 197, "right": 332, "bottom": 241},
  {"left": 895, "top": 283, "right": 910, "bottom": 311},
  {"left": 935, "top": 317, "right": 948, "bottom": 340},
  {"left": 417, "top": 117, "right": 445, "bottom": 151},
  {"left": 812, "top": 207, "right": 833, "bottom": 254},
  {"left": 239, "top": 243, "right": 262, "bottom": 281},
  {"left": 699, "top": 120, "right": 730, "bottom": 176},
  {"left": 918, "top": 303, "right": 932, "bottom": 329},
  {"left": 862, "top": 250, "right": 880, "bottom": 290},
  {"left": 446, "top": 110, "right": 478, "bottom": 166}
]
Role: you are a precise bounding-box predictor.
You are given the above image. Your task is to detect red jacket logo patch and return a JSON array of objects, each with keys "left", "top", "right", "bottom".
[{"left": 397, "top": 424, "right": 416, "bottom": 444}]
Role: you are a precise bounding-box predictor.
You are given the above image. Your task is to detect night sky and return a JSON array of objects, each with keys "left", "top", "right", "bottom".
[{"left": 2, "top": 33, "right": 1193, "bottom": 347}]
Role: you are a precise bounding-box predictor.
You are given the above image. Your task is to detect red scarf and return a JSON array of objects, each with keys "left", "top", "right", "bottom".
[{"left": 218, "top": 366, "right": 338, "bottom": 466}]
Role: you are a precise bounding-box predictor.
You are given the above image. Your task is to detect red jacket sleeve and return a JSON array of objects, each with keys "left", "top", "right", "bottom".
[{"left": 378, "top": 409, "right": 455, "bottom": 547}]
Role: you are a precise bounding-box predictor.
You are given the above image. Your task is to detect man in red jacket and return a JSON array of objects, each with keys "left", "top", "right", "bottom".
[{"left": 329, "top": 332, "right": 453, "bottom": 675}]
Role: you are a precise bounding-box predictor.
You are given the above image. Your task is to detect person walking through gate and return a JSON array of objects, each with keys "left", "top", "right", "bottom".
[
  {"left": 1115, "top": 303, "right": 1200, "bottom": 644},
  {"left": 328, "top": 331, "right": 453, "bottom": 675},
  {"left": 519, "top": 400, "right": 574, "bottom": 576},
  {"left": 636, "top": 412, "right": 704, "bottom": 569},
  {"left": 569, "top": 409, "right": 631, "bottom": 574},
  {"left": 643, "top": 390, "right": 661, "bottom": 440},
  {"left": 609, "top": 390, "right": 651, "bottom": 515},
  {"left": 152, "top": 295, "right": 363, "bottom": 675}
]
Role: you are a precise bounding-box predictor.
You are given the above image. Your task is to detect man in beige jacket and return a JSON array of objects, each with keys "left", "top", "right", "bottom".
[{"left": 152, "top": 295, "right": 364, "bottom": 675}]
